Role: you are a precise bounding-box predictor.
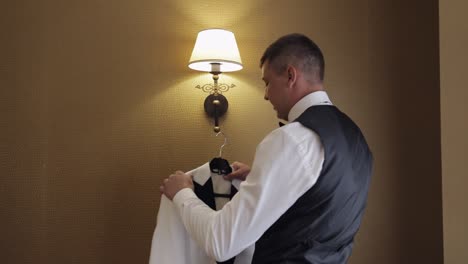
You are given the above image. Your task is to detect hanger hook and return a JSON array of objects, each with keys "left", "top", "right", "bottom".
[{"left": 216, "top": 131, "right": 228, "bottom": 157}]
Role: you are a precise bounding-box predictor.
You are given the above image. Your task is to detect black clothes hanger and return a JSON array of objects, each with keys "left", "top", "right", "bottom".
[
  {"left": 209, "top": 132, "right": 232, "bottom": 175},
  {"left": 210, "top": 157, "right": 231, "bottom": 175}
]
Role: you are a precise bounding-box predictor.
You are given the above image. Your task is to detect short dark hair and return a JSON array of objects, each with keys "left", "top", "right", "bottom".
[{"left": 260, "top": 33, "right": 325, "bottom": 82}]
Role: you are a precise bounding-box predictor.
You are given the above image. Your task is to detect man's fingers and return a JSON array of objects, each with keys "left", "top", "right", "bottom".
[
  {"left": 225, "top": 171, "right": 237, "bottom": 179},
  {"left": 224, "top": 170, "right": 241, "bottom": 181},
  {"left": 231, "top": 162, "right": 241, "bottom": 170}
]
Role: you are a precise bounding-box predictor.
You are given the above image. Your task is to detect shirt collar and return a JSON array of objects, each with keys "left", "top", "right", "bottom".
[
  {"left": 287, "top": 91, "right": 333, "bottom": 122},
  {"left": 186, "top": 162, "right": 211, "bottom": 185}
]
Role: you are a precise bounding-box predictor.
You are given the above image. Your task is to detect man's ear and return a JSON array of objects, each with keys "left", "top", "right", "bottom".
[{"left": 286, "top": 65, "right": 297, "bottom": 87}]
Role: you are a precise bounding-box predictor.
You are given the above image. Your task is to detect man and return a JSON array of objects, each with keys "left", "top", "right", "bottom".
[{"left": 160, "top": 33, "right": 373, "bottom": 263}]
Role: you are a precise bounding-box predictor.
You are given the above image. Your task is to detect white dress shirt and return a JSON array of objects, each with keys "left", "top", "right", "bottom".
[
  {"left": 149, "top": 162, "right": 254, "bottom": 264},
  {"left": 173, "top": 91, "right": 333, "bottom": 261}
]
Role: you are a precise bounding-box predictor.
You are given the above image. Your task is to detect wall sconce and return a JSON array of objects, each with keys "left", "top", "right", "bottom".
[{"left": 188, "top": 29, "right": 243, "bottom": 133}]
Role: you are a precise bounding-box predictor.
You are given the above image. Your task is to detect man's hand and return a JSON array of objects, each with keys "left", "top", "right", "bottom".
[
  {"left": 223, "top": 161, "right": 251, "bottom": 181},
  {"left": 160, "top": 171, "right": 194, "bottom": 200}
]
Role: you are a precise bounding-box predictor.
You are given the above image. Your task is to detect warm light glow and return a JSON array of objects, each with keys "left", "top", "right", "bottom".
[{"left": 188, "top": 29, "right": 243, "bottom": 72}]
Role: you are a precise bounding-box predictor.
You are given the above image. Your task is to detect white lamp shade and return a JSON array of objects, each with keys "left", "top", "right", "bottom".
[{"left": 188, "top": 29, "right": 243, "bottom": 72}]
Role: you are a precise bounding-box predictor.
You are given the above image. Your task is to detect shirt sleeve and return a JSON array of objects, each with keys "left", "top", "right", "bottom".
[
  {"left": 173, "top": 125, "right": 324, "bottom": 261},
  {"left": 150, "top": 195, "right": 217, "bottom": 264}
]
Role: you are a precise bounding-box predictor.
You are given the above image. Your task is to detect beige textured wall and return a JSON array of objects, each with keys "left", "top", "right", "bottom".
[
  {"left": 440, "top": 0, "right": 468, "bottom": 263},
  {"left": 1, "top": 0, "right": 442, "bottom": 263},
  {"left": 1, "top": 1, "right": 48, "bottom": 263}
]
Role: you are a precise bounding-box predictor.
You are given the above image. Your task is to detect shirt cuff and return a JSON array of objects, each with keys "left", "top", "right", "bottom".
[{"left": 172, "top": 188, "right": 197, "bottom": 208}]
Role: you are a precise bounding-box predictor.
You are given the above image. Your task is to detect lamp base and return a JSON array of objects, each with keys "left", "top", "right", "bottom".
[
  {"left": 204, "top": 94, "right": 228, "bottom": 118},
  {"left": 204, "top": 94, "right": 228, "bottom": 133}
]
